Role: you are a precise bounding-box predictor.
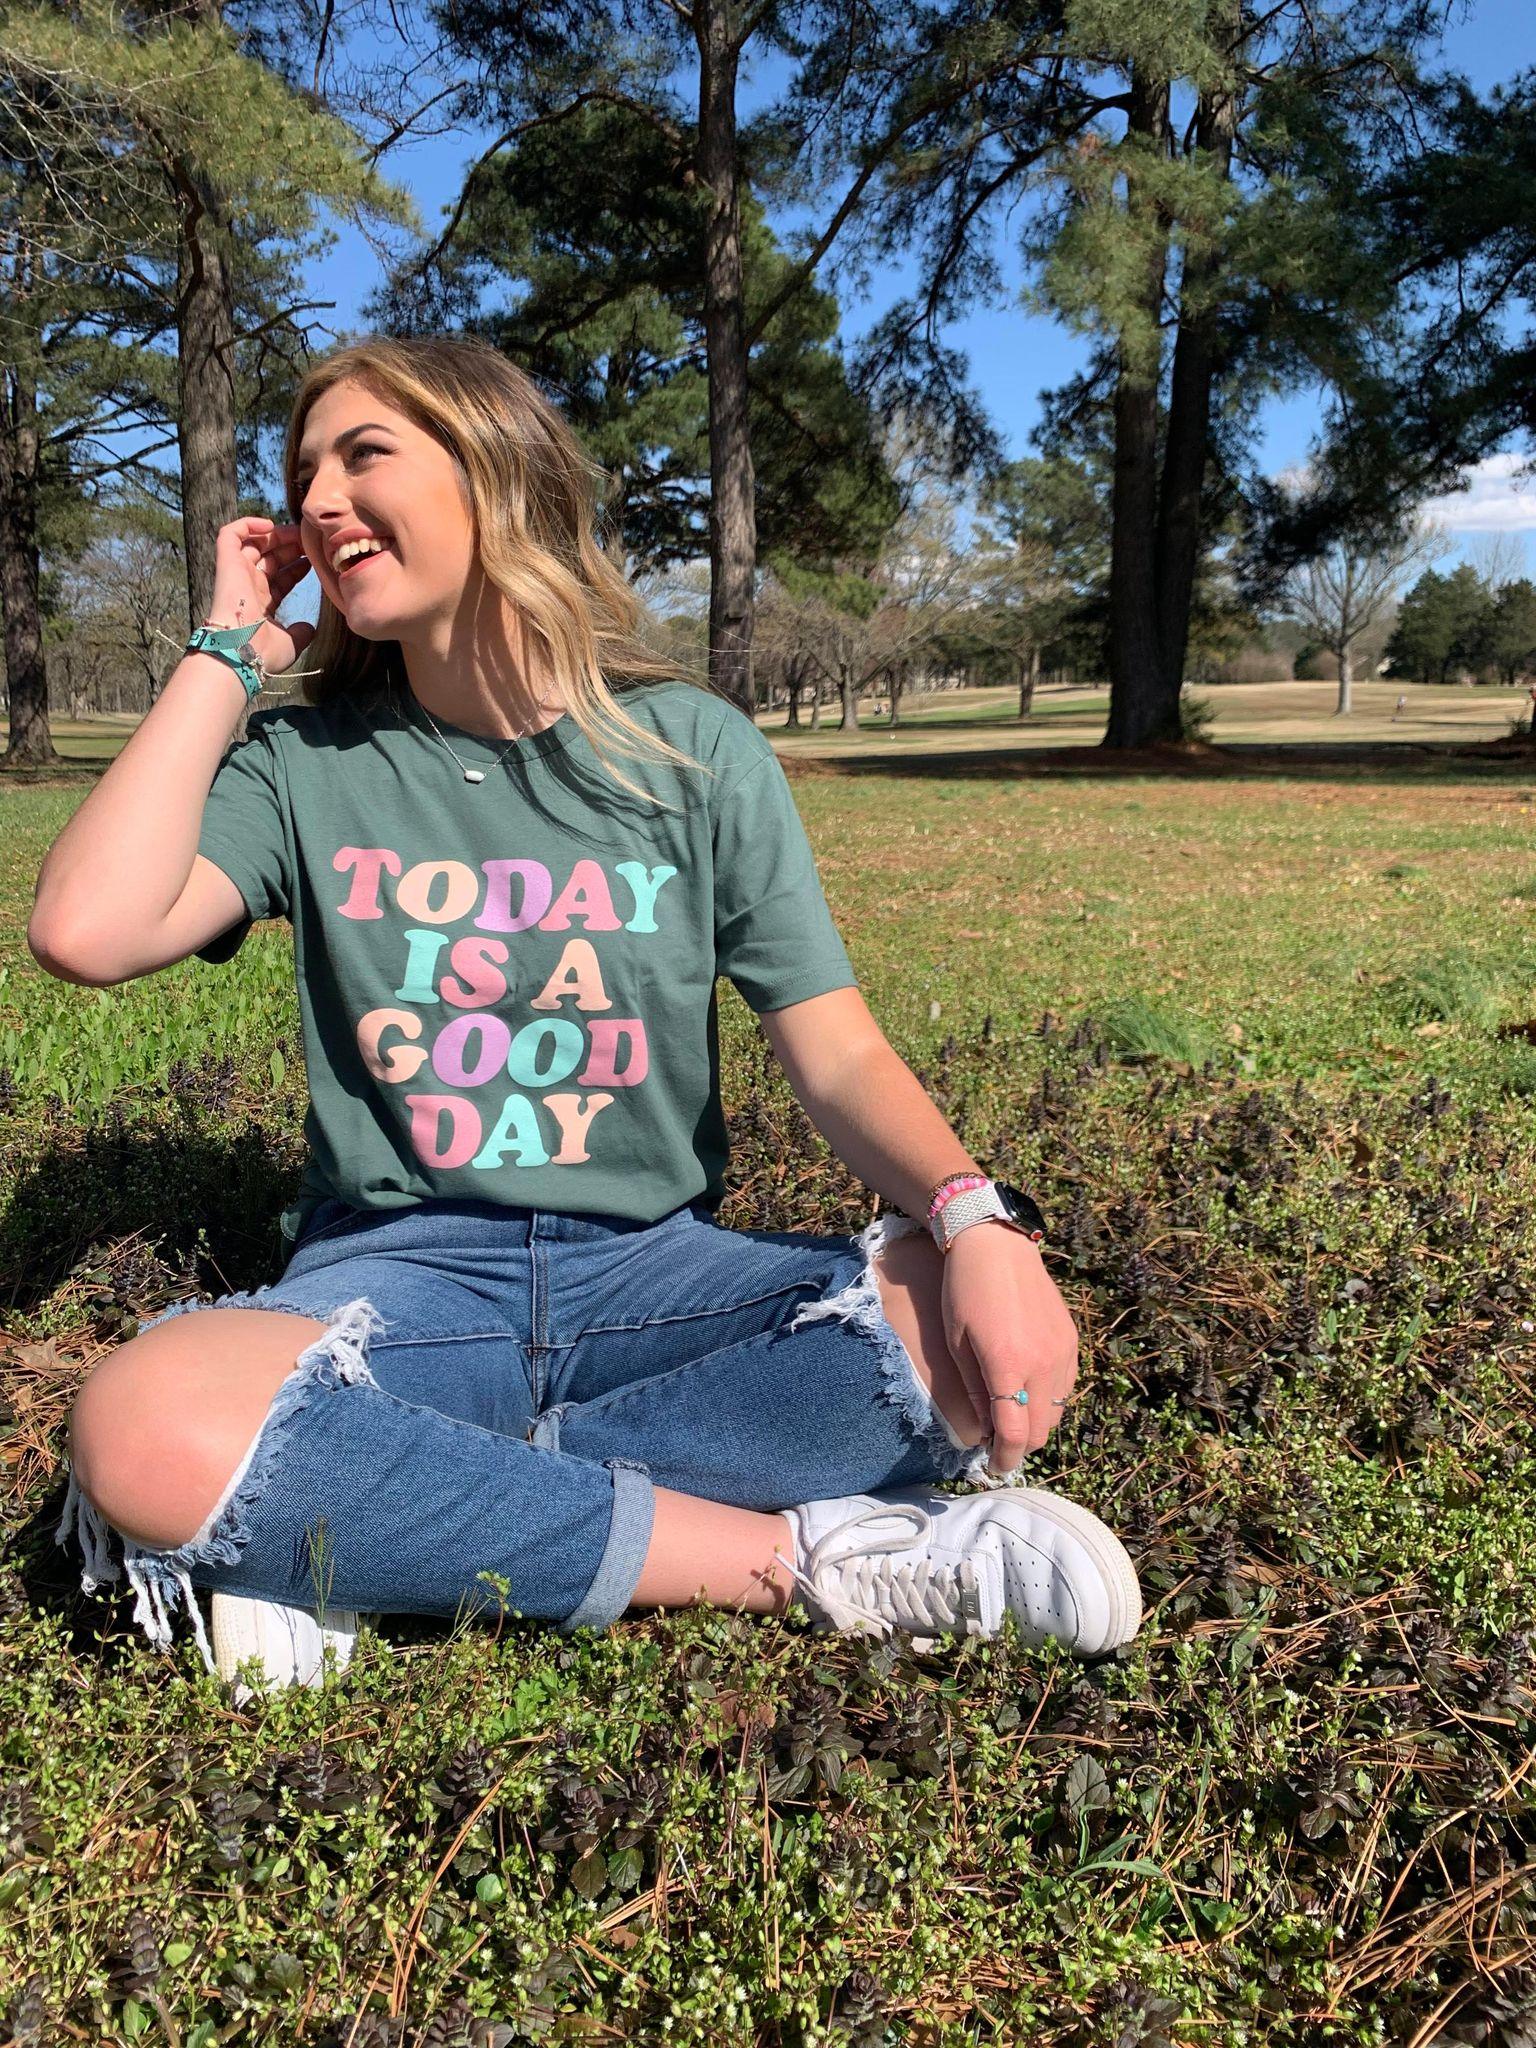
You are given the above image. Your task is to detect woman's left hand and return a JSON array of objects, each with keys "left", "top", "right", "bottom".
[{"left": 939, "top": 1221, "right": 1080, "bottom": 1476}]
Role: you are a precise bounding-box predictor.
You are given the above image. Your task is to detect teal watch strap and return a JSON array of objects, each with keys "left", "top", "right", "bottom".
[{"left": 186, "top": 622, "right": 267, "bottom": 704}]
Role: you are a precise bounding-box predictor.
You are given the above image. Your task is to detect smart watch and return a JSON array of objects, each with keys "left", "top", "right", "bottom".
[{"left": 929, "top": 1179, "right": 1048, "bottom": 1254}]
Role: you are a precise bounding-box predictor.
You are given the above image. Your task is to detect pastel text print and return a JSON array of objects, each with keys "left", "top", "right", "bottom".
[{"left": 334, "top": 846, "right": 679, "bottom": 1173}]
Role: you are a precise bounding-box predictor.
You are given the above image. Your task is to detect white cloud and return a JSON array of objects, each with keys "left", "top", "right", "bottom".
[{"left": 1422, "top": 452, "right": 1536, "bottom": 533}]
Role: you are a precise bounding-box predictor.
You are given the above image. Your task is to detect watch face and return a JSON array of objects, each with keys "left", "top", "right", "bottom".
[{"left": 996, "top": 1182, "right": 1047, "bottom": 1239}]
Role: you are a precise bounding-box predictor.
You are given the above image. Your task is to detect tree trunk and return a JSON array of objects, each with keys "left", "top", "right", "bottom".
[
  {"left": 0, "top": 339, "right": 57, "bottom": 768},
  {"left": 1103, "top": 347, "right": 1168, "bottom": 746},
  {"left": 1335, "top": 643, "right": 1354, "bottom": 715},
  {"left": 1, "top": 182, "right": 56, "bottom": 769},
  {"left": 784, "top": 656, "right": 804, "bottom": 726},
  {"left": 174, "top": 146, "right": 248, "bottom": 745},
  {"left": 1153, "top": 26, "right": 1237, "bottom": 717},
  {"left": 1103, "top": 69, "right": 1177, "bottom": 750},
  {"left": 601, "top": 478, "right": 631, "bottom": 579},
  {"left": 889, "top": 664, "right": 904, "bottom": 728},
  {"left": 1019, "top": 646, "right": 1039, "bottom": 717},
  {"left": 601, "top": 346, "right": 634, "bottom": 577},
  {"left": 838, "top": 662, "right": 858, "bottom": 730},
  {"left": 696, "top": 0, "right": 756, "bottom": 720}
]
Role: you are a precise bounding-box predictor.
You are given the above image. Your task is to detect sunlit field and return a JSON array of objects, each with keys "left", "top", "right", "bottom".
[
  {"left": 3, "top": 729, "right": 1535, "bottom": 2043},
  {"left": 765, "top": 677, "right": 1532, "bottom": 756}
]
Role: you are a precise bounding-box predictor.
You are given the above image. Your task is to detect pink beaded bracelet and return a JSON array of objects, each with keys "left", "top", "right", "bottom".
[{"left": 926, "top": 1172, "right": 990, "bottom": 1221}]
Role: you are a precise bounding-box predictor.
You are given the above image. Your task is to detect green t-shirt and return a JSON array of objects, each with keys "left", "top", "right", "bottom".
[{"left": 194, "top": 676, "right": 857, "bottom": 1247}]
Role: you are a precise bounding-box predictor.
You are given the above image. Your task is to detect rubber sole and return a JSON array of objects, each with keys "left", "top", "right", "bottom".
[{"left": 997, "top": 1486, "right": 1145, "bottom": 1655}]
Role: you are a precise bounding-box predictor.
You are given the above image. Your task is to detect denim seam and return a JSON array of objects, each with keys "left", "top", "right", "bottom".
[
  {"left": 290, "top": 1214, "right": 355, "bottom": 1248},
  {"left": 528, "top": 1402, "right": 568, "bottom": 1454},
  {"left": 369, "top": 1330, "right": 509, "bottom": 1351},
  {"left": 530, "top": 1242, "right": 548, "bottom": 1406},
  {"left": 542, "top": 1278, "right": 833, "bottom": 1346},
  {"left": 787, "top": 1211, "right": 993, "bottom": 1486},
  {"left": 54, "top": 1295, "right": 389, "bottom": 1677}
]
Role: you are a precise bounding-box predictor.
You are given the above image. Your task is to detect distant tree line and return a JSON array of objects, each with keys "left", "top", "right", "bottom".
[{"left": 1385, "top": 566, "right": 1536, "bottom": 688}]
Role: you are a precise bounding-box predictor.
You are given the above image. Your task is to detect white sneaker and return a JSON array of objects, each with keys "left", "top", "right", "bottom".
[
  {"left": 778, "top": 1485, "right": 1143, "bottom": 1656},
  {"left": 210, "top": 1592, "right": 367, "bottom": 1703}
]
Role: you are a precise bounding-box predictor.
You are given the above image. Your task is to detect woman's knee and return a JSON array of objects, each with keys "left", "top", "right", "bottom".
[{"left": 67, "top": 1307, "right": 331, "bottom": 1550}]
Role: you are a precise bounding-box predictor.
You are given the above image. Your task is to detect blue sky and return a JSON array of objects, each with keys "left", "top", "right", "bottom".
[{"left": 313, "top": 1, "right": 1536, "bottom": 573}]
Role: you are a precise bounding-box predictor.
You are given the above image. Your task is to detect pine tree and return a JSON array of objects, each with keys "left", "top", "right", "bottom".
[
  {"left": 419, "top": 0, "right": 1003, "bottom": 716},
  {"left": 799, "top": 1, "right": 1461, "bottom": 748},
  {"left": 368, "top": 97, "right": 899, "bottom": 594},
  {"left": 0, "top": 0, "right": 414, "bottom": 763},
  {"left": 1385, "top": 566, "right": 1495, "bottom": 688},
  {"left": 1482, "top": 580, "right": 1536, "bottom": 688}
]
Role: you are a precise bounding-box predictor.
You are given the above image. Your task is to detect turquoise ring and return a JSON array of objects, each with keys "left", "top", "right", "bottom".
[{"left": 1008, "top": 1389, "right": 1029, "bottom": 1405}]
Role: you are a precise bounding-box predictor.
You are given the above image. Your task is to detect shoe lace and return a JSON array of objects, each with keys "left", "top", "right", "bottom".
[{"left": 773, "top": 1502, "right": 979, "bottom": 1639}]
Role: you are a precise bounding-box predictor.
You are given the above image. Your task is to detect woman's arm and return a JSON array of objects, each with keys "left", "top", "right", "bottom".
[
  {"left": 30, "top": 653, "right": 256, "bottom": 983},
  {"left": 760, "top": 985, "right": 981, "bottom": 1220},
  {"left": 762, "top": 984, "right": 1079, "bottom": 1470},
  {"left": 28, "top": 517, "right": 311, "bottom": 985}
]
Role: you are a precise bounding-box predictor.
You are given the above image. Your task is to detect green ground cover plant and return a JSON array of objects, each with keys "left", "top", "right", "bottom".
[{"left": 3, "top": 752, "right": 1535, "bottom": 2045}]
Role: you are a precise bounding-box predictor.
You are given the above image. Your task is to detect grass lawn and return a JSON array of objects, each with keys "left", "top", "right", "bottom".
[
  {"left": 2, "top": 715, "right": 1535, "bottom": 2045},
  {"left": 763, "top": 677, "right": 1531, "bottom": 757}
]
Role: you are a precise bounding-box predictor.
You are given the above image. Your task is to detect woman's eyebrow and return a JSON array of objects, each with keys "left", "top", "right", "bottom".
[{"left": 294, "top": 422, "right": 395, "bottom": 470}]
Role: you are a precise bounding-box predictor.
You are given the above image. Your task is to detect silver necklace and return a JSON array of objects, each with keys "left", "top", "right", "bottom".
[{"left": 414, "top": 696, "right": 530, "bottom": 784}]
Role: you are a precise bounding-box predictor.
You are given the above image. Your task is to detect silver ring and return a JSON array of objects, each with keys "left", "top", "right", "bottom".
[{"left": 990, "top": 1392, "right": 1070, "bottom": 1405}]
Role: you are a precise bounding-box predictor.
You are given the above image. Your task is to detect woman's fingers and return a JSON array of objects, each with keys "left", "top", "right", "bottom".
[
  {"left": 986, "top": 1385, "right": 1034, "bottom": 1475},
  {"left": 946, "top": 1325, "right": 992, "bottom": 1438}
]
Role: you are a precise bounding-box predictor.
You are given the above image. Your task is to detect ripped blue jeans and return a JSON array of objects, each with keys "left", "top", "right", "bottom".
[{"left": 55, "top": 1197, "right": 990, "bottom": 1675}]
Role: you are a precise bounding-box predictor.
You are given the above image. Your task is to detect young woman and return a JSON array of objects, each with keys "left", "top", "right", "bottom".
[{"left": 34, "top": 336, "right": 1142, "bottom": 1691}]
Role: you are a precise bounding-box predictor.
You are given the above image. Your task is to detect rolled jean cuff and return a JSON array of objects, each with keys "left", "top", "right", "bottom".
[
  {"left": 559, "top": 1459, "right": 655, "bottom": 1633},
  {"left": 54, "top": 1295, "right": 387, "bottom": 1676}
]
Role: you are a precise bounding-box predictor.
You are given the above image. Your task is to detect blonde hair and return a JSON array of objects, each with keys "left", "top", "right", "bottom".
[{"left": 282, "top": 333, "right": 715, "bottom": 805}]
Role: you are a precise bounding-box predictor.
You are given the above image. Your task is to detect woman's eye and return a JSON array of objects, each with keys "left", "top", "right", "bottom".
[{"left": 295, "top": 443, "right": 388, "bottom": 492}]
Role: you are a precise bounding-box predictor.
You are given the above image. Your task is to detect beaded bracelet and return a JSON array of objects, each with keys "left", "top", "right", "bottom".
[{"left": 926, "top": 1172, "right": 989, "bottom": 1221}]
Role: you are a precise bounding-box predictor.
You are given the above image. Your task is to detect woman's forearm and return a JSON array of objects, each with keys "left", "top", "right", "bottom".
[
  {"left": 798, "top": 1040, "right": 984, "bottom": 1223},
  {"left": 29, "top": 653, "right": 250, "bottom": 958}
]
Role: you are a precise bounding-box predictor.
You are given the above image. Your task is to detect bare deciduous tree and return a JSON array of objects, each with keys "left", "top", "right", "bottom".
[
  {"left": 57, "top": 513, "right": 188, "bottom": 709},
  {"left": 1286, "top": 523, "right": 1441, "bottom": 716}
]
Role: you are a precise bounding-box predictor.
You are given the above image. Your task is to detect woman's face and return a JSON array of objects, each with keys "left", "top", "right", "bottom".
[{"left": 294, "top": 379, "right": 479, "bottom": 643}]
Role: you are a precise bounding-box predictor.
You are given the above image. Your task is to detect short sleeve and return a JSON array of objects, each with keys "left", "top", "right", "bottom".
[
  {"left": 193, "top": 713, "right": 292, "bottom": 963},
  {"left": 711, "top": 744, "right": 857, "bottom": 1012}
]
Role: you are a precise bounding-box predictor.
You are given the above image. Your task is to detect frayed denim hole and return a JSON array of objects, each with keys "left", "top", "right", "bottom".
[
  {"left": 787, "top": 1210, "right": 979, "bottom": 1484},
  {"left": 53, "top": 1295, "right": 389, "bottom": 1678},
  {"left": 136, "top": 1287, "right": 274, "bottom": 1337}
]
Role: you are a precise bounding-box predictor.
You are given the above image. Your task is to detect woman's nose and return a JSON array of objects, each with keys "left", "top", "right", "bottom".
[{"left": 299, "top": 498, "right": 352, "bottom": 559}]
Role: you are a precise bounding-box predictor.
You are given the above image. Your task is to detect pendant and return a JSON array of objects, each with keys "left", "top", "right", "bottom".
[{"left": 463, "top": 768, "right": 485, "bottom": 784}]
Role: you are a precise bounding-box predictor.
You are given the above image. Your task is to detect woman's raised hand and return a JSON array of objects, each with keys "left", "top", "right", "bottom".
[{"left": 205, "top": 517, "right": 315, "bottom": 675}]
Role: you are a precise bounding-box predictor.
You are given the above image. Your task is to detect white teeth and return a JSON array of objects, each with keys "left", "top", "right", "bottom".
[{"left": 333, "top": 537, "right": 389, "bottom": 567}]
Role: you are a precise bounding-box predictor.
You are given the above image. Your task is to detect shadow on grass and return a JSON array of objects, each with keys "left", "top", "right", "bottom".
[
  {"left": 1, "top": 1113, "right": 293, "bottom": 1664},
  {"left": 12, "top": 723, "right": 1536, "bottom": 791},
  {"left": 784, "top": 734, "right": 1536, "bottom": 786},
  {"left": 0, "top": 1113, "right": 298, "bottom": 1318},
  {"left": 0, "top": 753, "right": 128, "bottom": 784}
]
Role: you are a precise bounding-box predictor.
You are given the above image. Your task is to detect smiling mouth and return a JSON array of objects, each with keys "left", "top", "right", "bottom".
[{"left": 333, "top": 539, "right": 394, "bottom": 578}]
